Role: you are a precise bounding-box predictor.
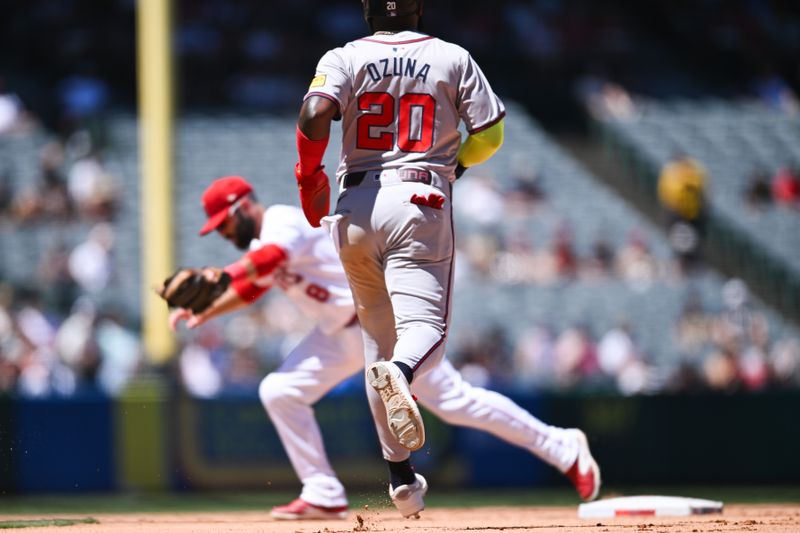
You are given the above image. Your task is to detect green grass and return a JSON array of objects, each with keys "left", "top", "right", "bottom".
[
  {"left": 0, "top": 486, "right": 797, "bottom": 515},
  {"left": 0, "top": 518, "right": 98, "bottom": 529}
]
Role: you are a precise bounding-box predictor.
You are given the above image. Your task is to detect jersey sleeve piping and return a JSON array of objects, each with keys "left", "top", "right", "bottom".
[
  {"left": 467, "top": 110, "right": 506, "bottom": 135},
  {"left": 304, "top": 91, "right": 342, "bottom": 116}
]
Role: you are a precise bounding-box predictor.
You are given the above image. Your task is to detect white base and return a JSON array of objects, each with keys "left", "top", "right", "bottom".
[{"left": 578, "top": 495, "right": 723, "bottom": 519}]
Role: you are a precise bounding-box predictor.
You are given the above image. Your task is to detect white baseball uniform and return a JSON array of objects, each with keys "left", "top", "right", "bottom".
[
  {"left": 250, "top": 205, "right": 579, "bottom": 508},
  {"left": 304, "top": 30, "right": 505, "bottom": 458}
]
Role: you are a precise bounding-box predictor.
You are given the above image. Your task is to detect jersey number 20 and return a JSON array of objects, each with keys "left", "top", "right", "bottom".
[{"left": 357, "top": 92, "right": 435, "bottom": 153}]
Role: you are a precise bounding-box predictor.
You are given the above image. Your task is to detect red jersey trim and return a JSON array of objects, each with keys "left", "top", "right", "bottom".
[
  {"left": 359, "top": 36, "right": 435, "bottom": 45},
  {"left": 467, "top": 111, "right": 506, "bottom": 135}
]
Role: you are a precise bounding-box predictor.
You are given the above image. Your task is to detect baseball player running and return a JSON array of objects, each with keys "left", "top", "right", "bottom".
[
  {"left": 164, "top": 175, "right": 600, "bottom": 520},
  {"left": 293, "top": 0, "right": 596, "bottom": 518}
]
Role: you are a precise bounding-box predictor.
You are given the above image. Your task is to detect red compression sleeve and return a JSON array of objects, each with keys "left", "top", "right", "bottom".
[
  {"left": 296, "top": 125, "right": 329, "bottom": 176},
  {"left": 230, "top": 279, "right": 269, "bottom": 303},
  {"left": 224, "top": 244, "right": 288, "bottom": 282}
]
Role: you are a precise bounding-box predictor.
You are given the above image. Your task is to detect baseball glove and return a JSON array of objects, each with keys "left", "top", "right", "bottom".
[{"left": 155, "top": 267, "right": 231, "bottom": 314}]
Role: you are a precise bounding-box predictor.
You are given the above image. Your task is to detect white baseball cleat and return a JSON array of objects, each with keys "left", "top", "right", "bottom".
[
  {"left": 367, "top": 361, "right": 425, "bottom": 451},
  {"left": 565, "top": 429, "right": 601, "bottom": 502},
  {"left": 270, "top": 497, "right": 348, "bottom": 520},
  {"left": 389, "top": 473, "right": 428, "bottom": 519}
]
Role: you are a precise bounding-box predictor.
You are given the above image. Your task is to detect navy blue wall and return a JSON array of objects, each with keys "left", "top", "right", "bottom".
[
  {"left": 11, "top": 394, "right": 115, "bottom": 492},
  {"left": 1, "top": 390, "right": 799, "bottom": 492}
]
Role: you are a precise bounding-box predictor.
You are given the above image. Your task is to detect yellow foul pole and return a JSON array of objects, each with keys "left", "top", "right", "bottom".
[{"left": 137, "top": 0, "right": 175, "bottom": 363}]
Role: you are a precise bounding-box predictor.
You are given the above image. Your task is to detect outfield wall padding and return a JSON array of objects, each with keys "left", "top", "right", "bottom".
[{"left": 1, "top": 390, "right": 798, "bottom": 492}]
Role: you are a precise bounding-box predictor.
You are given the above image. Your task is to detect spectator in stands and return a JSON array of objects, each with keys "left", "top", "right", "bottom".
[
  {"left": 493, "top": 231, "right": 540, "bottom": 285},
  {"left": 552, "top": 224, "right": 578, "bottom": 279},
  {"left": 615, "top": 230, "right": 657, "bottom": 291},
  {"left": 94, "top": 306, "right": 141, "bottom": 395},
  {"left": 657, "top": 153, "right": 708, "bottom": 273},
  {"left": 66, "top": 149, "right": 120, "bottom": 220},
  {"left": 450, "top": 333, "right": 492, "bottom": 388},
  {"left": 54, "top": 297, "right": 100, "bottom": 392},
  {"left": 770, "top": 337, "right": 800, "bottom": 388},
  {"left": 715, "top": 279, "right": 765, "bottom": 349},
  {"left": 10, "top": 141, "right": 72, "bottom": 222},
  {"left": 771, "top": 165, "right": 800, "bottom": 208},
  {"left": 68, "top": 223, "right": 115, "bottom": 297},
  {"left": 178, "top": 324, "right": 225, "bottom": 399},
  {"left": 0, "top": 284, "right": 19, "bottom": 394},
  {"left": 37, "top": 240, "right": 80, "bottom": 314},
  {"left": 452, "top": 325, "right": 514, "bottom": 387},
  {"left": 744, "top": 169, "right": 773, "bottom": 211},
  {"left": 14, "top": 289, "right": 58, "bottom": 397},
  {"left": 702, "top": 344, "right": 740, "bottom": 392},
  {"left": 597, "top": 323, "right": 636, "bottom": 377},
  {"left": 739, "top": 342, "right": 770, "bottom": 392},
  {"left": 455, "top": 175, "right": 505, "bottom": 227},
  {"left": 512, "top": 325, "right": 556, "bottom": 388},
  {"left": 506, "top": 155, "right": 547, "bottom": 215},
  {"left": 583, "top": 236, "right": 615, "bottom": 280},
  {"left": 37, "top": 141, "right": 73, "bottom": 219},
  {"left": 754, "top": 71, "right": 799, "bottom": 115},
  {"left": 675, "top": 292, "right": 711, "bottom": 359},
  {"left": 0, "top": 167, "right": 13, "bottom": 216},
  {"left": 576, "top": 75, "right": 638, "bottom": 121},
  {"left": 462, "top": 232, "right": 501, "bottom": 280},
  {"left": 553, "top": 325, "right": 599, "bottom": 389},
  {"left": 0, "top": 76, "right": 30, "bottom": 135}
]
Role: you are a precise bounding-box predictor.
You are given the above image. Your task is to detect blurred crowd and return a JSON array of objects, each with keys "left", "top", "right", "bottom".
[
  {"left": 746, "top": 166, "right": 800, "bottom": 211},
  {"left": 3, "top": 121, "right": 798, "bottom": 398},
  {"left": 1, "top": 1, "right": 798, "bottom": 130},
  {"left": 1, "top": 0, "right": 799, "bottom": 398},
  {"left": 0, "top": 286, "right": 141, "bottom": 397},
  {"left": 0, "top": 136, "right": 120, "bottom": 224},
  {"left": 169, "top": 171, "right": 800, "bottom": 400},
  {"left": 172, "top": 275, "right": 800, "bottom": 400},
  {"left": 452, "top": 173, "right": 677, "bottom": 290}
]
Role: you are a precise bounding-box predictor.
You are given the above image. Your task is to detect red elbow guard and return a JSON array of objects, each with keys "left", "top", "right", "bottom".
[{"left": 296, "top": 125, "right": 329, "bottom": 177}]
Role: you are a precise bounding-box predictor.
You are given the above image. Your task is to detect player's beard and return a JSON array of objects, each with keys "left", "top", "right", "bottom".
[{"left": 232, "top": 211, "right": 256, "bottom": 250}]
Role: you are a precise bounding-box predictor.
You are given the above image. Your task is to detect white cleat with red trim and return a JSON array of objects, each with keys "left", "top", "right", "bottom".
[{"left": 565, "top": 429, "right": 601, "bottom": 502}]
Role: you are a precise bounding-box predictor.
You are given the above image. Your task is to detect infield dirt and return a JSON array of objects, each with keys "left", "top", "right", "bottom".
[{"left": 2, "top": 504, "right": 799, "bottom": 533}]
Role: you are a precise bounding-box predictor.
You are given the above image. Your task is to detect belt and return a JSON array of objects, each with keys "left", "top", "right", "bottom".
[
  {"left": 342, "top": 172, "right": 367, "bottom": 188},
  {"left": 341, "top": 168, "right": 448, "bottom": 191}
]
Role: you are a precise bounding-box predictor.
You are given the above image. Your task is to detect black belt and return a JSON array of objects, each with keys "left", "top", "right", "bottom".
[
  {"left": 342, "top": 169, "right": 432, "bottom": 188},
  {"left": 342, "top": 172, "right": 366, "bottom": 188}
]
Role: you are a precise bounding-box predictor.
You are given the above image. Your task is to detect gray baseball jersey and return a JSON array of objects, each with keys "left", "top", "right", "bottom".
[{"left": 305, "top": 30, "right": 505, "bottom": 181}]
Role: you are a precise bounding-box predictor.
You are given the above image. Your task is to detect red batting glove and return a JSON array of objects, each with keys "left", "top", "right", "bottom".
[{"left": 295, "top": 163, "right": 330, "bottom": 227}]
